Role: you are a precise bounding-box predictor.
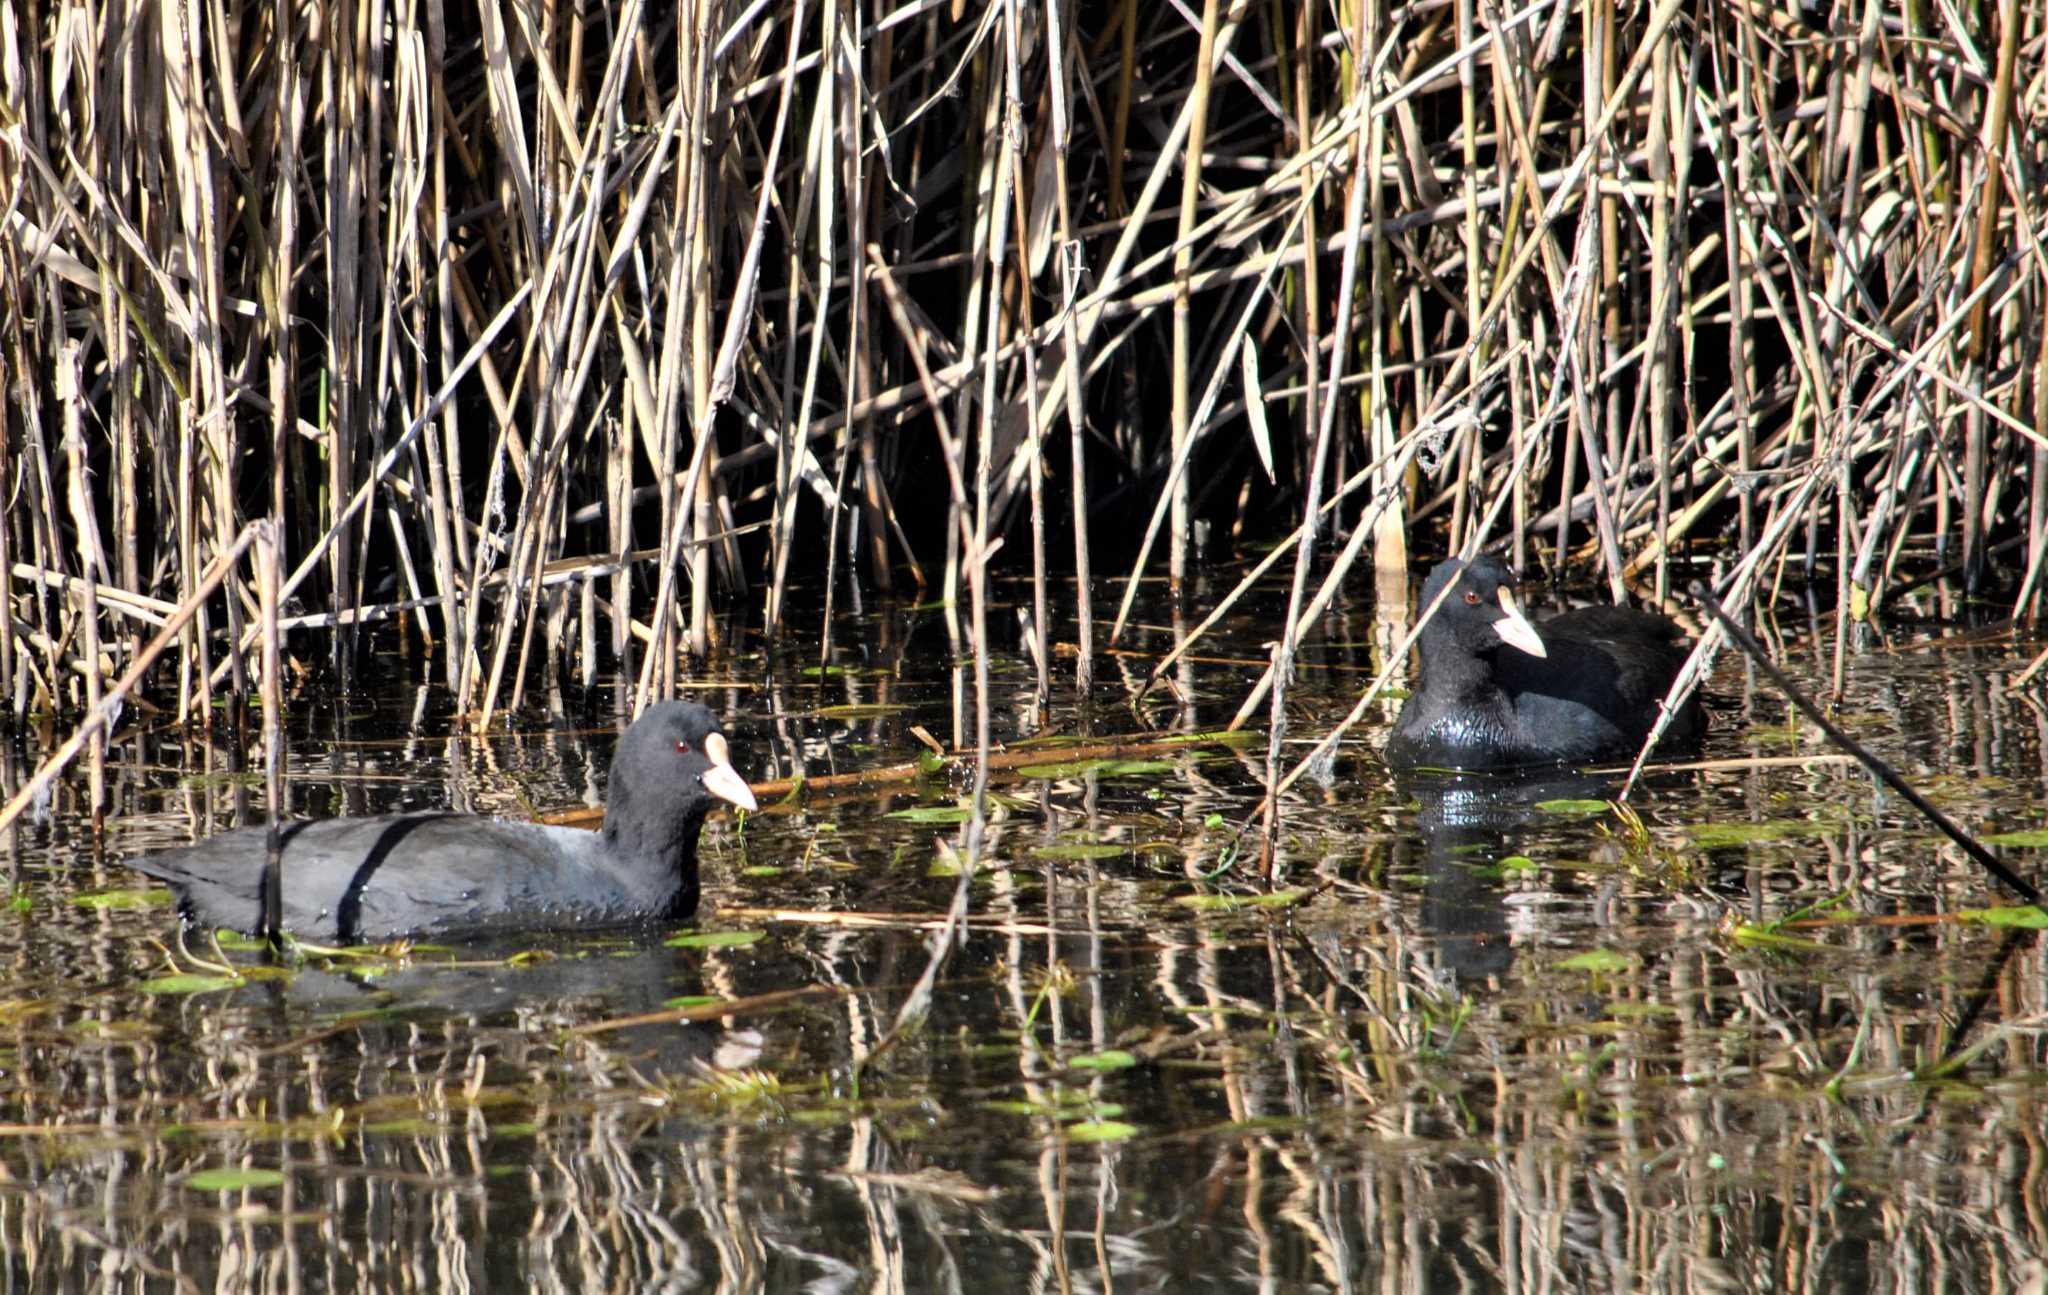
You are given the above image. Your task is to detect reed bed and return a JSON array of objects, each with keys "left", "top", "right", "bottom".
[{"left": 1, "top": 0, "right": 2043, "bottom": 746}]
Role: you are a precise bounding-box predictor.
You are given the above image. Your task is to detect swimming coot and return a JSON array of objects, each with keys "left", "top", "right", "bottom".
[
  {"left": 1385, "top": 557, "right": 1704, "bottom": 770},
  {"left": 127, "top": 701, "right": 757, "bottom": 942}
]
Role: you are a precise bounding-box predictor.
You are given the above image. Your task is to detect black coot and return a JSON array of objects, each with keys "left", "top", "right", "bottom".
[
  {"left": 127, "top": 701, "right": 757, "bottom": 942},
  {"left": 1385, "top": 557, "right": 1704, "bottom": 770}
]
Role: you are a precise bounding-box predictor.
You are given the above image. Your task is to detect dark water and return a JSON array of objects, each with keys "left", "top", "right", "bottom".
[{"left": 3, "top": 572, "right": 2046, "bottom": 1292}]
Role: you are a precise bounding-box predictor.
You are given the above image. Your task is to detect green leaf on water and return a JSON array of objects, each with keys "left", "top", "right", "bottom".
[
  {"left": 1163, "top": 729, "right": 1261, "bottom": 749},
  {"left": 1018, "top": 759, "right": 1102, "bottom": 778},
  {"left": 1067, "top": 1049, "right": 1137, "bottom": 1071},
  {"left": 1535, "top": 799, "right": 1610, "bottom": 816},
  {"left": 1608, "top": 1001, "right": 1681, "bottom": 1020},
  {"left": 1959, "top": 905, "right": 2048, "bottom": 929},
  {"left": 1556, "top": 949, "right": 1631, "bottom": 973},
  {"left": 1726, "top": 923, "right": 1830, "bottom": 951},
  {"left": 1176, "top": 889, "right": 1307, "bottom": 912},
  {"left": 1499, "top": 855, "right": 1540, "bottom": 874},
  {"left": 741, "top": 866, "right": 784, "bottom": 878},
  {"left": 73, "top": 888, "right": 173, "bottom": 910},
  {"left": 139, "top": 974, "right": 245, "bottom": 995},
  {"left": 1009, "top": 734, "right": 1094, "bottom": 750},
  {"left": 1984, "top": 830, "right": 2048, "bottom": 847},
  {"left": 1107, "top": 758, "right": 1179, "bottom": 776},
  {"left": 663, "top": 930, "right": 766, "bottom": 949},
  {"left": 1019, "top": 758, "right": 1178, "bottom": 779},
  {"left": 1685, "top": 819, "right": 1830, "bottom": 848},
  {"left": 887, "top": 805, "right": 971, "bottom": 824},
  {"left": 816, "top": 703, "right": 904, "bottom": 719},
  {"left": 178, "top": 770, "right": 267, "bottom": 791},
  {"left": 184, "top": 1168, "right": 285, "bottom": 1192},
  {"left": 1065, "top": 1120, "right": 1139, "bottom": 1143},
  {"left": 1030, "top": 844, "right": 1127, "bottom": 861},
  {"left": 663, "top": 995, "right": 730, "bottom": 1010}
]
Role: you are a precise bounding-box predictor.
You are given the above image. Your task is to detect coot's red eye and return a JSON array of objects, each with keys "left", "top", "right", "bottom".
[
  {"left": 676, "top": 740, "right": 694, "bottom": 754},
  {"left": 1464, "top": 590, "right": 1480, "bottom": 605}
]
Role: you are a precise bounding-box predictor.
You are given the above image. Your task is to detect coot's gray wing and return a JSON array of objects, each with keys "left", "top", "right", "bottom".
[
  {"left": 1540, "top": 604, "right": 1690, "bottom": 651},
  {"left": 1505, "top": 607, "right": 1692, "bottom": 701},
  {"left": 342, "top": 819, "right": 642, "bottom": 941}
]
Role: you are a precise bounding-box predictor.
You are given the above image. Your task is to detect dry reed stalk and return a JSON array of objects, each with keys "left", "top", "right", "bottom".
[
  {"left": 0, "top": 522, "right": 268, "bottom": 838},
  {"left": 1360, "top": 0, "right": 1410, "bottom": 603},
  {"left": 1043, "top": 2, "right": 1094, "bottom": 692},
  {"left": 1106, "top": 177, "right": 1327, "bottom": 644},
  {"left": 0, "top": 344, "right": 13, "bottom": 719},
  {"left": 871, "top": 192, "right": 1000, "bottom": 1048},
  {"left": 59, "top": 346, "right": 104, "bottom": 817},
  {"left": 1170, "top": 0, "right": 1230, "bottom": 597},
  {"left": 256, "top": 520, "right": 283, "bottom": 944},
  {"left": 759, "top": 0, "right": 817, "bottom": 636},
  {"left": 997, "top": 2, "right": 1050, "bottom": 708},
  {"left": 0, "top": 0, "right": 2039, "bottom": 784},
  {"left": 851, "top": 5, "right": 894, "bottom": 600}
]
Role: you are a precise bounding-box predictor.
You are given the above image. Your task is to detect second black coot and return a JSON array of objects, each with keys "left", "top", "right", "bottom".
[
  {"left": 1385, "top": 557, "right": 1704, "bottom": 770},
  {"left": 126, "top": 701, "right": 757, "bottom": 943}
]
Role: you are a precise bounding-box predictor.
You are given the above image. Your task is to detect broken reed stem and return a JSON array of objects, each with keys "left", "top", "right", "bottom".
[{"left": 1693, "top": 580, "right": 2039, "bottom": 905}]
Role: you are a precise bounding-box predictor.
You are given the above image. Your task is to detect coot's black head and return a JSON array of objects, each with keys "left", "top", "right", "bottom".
[
  {"left": 1418, "top": 557, "right": 1546, "bottom": 659},
  {"left": 604, "top": 702, "right": 757, "bottom": 846}
]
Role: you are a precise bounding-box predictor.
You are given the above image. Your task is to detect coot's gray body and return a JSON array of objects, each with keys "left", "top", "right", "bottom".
[{"left": 127, "top": 702, "right": 756, "bottom": 942}]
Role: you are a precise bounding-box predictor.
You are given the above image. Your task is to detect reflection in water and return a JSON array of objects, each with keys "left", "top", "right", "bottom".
[
  {"left": 0, "top": 589, "right": 2044, "bottom": 1289},
  {"left": 1400, "top": 768, "right": 1621, "bottom": 984}
]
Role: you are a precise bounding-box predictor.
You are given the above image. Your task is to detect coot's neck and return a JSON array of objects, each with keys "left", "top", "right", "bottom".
[
  {"left": 601, "top": 799, "right": 710, "bottom": 921},
  {"left": 1417, "top": 621, "right": 1504, "bottom": 699}
]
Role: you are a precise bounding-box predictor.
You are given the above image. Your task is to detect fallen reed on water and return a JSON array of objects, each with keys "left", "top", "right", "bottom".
[{"left": 1, "top": 0, "right": 2043, "bottom": 739}]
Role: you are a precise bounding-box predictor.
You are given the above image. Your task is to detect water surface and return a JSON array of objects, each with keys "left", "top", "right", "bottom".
[{"left": 3, "top": 574, "right": 2045, "bottom": 1291}]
